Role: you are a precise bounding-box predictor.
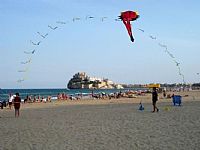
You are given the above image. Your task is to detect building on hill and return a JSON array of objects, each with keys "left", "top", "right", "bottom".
[{"left": 67, "top": 72, "right": 124, "bottom": 89}]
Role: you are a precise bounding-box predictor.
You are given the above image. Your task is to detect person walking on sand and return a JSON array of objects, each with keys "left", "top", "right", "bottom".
[
  {"left": 8, "top": 94, "right": 15, "bottom": 109},
  {"left": 13, "top": 93, "right": 21, "bottom": 117},
  {"left": 152, "top": 87, "right": 159, "bottom": 112}
]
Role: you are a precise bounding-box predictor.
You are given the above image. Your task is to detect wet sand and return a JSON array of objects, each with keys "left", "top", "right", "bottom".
[{"left": 0, "top": 90, "right": 200, "bottom": 150}]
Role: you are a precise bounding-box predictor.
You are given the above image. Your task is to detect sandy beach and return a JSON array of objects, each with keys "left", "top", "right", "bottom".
[
  {"left": 0, "top": 90, "right": 200, "bottom": 150},
  {"left": 2, "top": 0, "right": 200, "bottom": 149}
]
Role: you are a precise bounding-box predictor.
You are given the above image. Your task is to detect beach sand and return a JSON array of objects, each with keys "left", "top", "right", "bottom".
[{"left": 0, "top": 90, "right": 200, "bottom": 150}]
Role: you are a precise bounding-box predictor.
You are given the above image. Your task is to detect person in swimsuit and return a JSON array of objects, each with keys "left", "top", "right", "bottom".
[{"left": 13, "top": 93, "right": 21, "bottom": 117}]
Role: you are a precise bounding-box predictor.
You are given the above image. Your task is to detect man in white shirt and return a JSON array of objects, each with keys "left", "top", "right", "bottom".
[{"left": 9, "top": 94, "right": 15, "bottom": 109}]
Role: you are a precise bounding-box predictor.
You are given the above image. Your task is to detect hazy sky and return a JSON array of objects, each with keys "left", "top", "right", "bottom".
[{"left": 0, "top": 0, "right": 200, "bottom": 89}]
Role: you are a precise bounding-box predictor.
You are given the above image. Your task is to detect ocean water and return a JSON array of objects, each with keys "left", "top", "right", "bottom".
[{"left": 0, "top": 88, "right": 143, "bottom": 101}]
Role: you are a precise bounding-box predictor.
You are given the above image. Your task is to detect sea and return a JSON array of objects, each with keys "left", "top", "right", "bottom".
[{"left": 0, "top": 88, "right": 144, "bottom": 101}]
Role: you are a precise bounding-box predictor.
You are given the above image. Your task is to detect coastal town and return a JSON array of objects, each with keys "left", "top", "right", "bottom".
[{"left": 67, "top": 72, "right": 200, "bottom": 91}]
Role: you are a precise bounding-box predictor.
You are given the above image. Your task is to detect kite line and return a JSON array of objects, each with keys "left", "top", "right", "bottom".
[{"left": 18, "top": 12, "right": 186, "bottom": 84}]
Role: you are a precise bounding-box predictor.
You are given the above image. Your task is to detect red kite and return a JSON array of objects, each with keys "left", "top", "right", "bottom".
[{"left": 119, "top": 11, "right": 139, "bottom": 42}]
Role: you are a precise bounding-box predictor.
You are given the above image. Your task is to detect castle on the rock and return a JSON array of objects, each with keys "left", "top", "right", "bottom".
[{"left": 67, "top": 72, "right": 124, "bottom": 89}]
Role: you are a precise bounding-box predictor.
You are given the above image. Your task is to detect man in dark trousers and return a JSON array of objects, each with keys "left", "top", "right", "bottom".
[{"left": 152, "top": 87, "right": 159, "bottom": 112}]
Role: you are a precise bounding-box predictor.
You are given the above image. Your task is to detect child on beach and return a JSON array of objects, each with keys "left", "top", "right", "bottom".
[
  {"left": 13, "top": 93, "right": 21, "bottom": 117},
  {"left": 139, "top": 101, "right": 144, "bottom": 111},
  {"left": 152, "top": 87, "right": 159, "bottom": 112}
]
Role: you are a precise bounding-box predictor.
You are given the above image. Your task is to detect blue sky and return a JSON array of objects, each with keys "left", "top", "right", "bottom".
[{"left": 0, "top": 0, "right": 200, "bottom": 89}]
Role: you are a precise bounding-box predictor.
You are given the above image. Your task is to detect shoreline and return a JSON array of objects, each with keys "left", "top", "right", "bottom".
[{"left": 1, "top": 90, "right": 200, "bottom": 110}]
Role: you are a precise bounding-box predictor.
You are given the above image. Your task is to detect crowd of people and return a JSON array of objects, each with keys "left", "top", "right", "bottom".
[
  {"left": 23, "top": 95, "right": 52, "bottom": 103},
  {"left": 0, "top": 94, "right": 52, "bottom": 109},
  {"left": 0, "top": 88, "right": 174, "bottom": 117},
  {"left": 0, "top": 93, "right": 21, "bottom": 117},
  {"left": 56, "top": 90, "right": 149, "bottom": 101}
]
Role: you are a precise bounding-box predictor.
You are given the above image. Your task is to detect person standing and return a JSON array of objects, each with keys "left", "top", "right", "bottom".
[
  {"left": 152, "top": 87, "right": 159, "bottom": 112},
  {"left": 163, "top": 89, "right": 167, "bottom": 98},
  {"left": 13, "top": 93, "right": 21, "bottom": 117},
  {"left": 8, "top": 94, "right": 15, "bottom": 109},
  {"left": 0, "top": 98, "right": 3, "bottom": 109}
]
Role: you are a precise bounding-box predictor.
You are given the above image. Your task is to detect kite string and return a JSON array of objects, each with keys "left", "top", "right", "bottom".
[
  {"left": 18, "top": 15, "right": 186, "bottom": 84},
  {"left": 18, "top": 15, "right": 117, "bottom": 83},
  {"left": 136, "top": 27, "right": 186, "bottom": 83}
]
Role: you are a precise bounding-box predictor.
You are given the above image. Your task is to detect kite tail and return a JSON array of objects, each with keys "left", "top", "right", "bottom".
[{"left": 130, "top": 34, "right": 134, "bottom": 42}]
